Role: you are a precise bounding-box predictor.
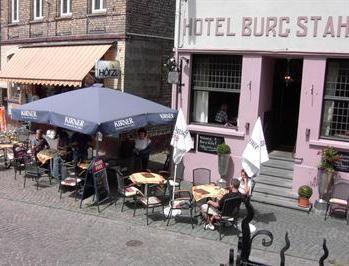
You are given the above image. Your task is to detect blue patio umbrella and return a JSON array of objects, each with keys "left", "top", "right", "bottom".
[{"left": 11, "top": 85, "right": 177, "bottom": 136}]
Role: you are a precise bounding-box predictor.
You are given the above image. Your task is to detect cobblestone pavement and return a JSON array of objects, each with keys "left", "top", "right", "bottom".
[{"left": 0, "top": 155, "right": 348, "bottom": 265}]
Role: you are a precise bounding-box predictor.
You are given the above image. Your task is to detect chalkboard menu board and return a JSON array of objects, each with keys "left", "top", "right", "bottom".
[
  {"left": 92, "top": 159, "right": 110, "bottom": 203},
  {"left": 335, "top": 151, "right": 349, "bottom": 173},
  {"left": 198, "top": 134, "right": 224, "bottom": 154},
  {"left": 80, "top": 159, "right": 110, "bottom": 212}
]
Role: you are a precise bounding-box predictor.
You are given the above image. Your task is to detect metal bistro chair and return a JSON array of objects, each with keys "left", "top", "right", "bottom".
[
  {"left": 159, "top": 170, "right": 182, "bottom": 200},
  {"left": 325, "top": 178, "right": 349, "bottom": 225},
  {"left": 135, "top": 184, "right": 165, "bottom": 226},
  {"left": 210, "top": 196, "right": 242, "bottom": 240},
  {"left": 116, "top": 169, "right": 142, "bottom": 213},
  {"left": 192, "top": 168, "right": 212, "bottom": 186},
  {"left": 12, "top": 144, "right": 30, "bottom": 180},
  {"left": 166, "top": 190, "right": 195, "bottom": 229},
  {"left": 58, "top": 160, "right": 83, "bottom": 200},
  {"left": 24, "top": 157, "right": 50, "bottom": 190}
]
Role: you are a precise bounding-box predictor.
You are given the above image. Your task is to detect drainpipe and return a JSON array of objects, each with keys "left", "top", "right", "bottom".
[{"left": 174, "top": 0, "right": 182, "bottom": 110}]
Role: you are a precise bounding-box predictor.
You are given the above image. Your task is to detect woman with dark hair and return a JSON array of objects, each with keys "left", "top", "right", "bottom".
[
  {"left": 237, "top": 169, "right": 252, "bottom": 196},
  {"left": 133, "top": 128, "right": 151, "bottom": 171}
]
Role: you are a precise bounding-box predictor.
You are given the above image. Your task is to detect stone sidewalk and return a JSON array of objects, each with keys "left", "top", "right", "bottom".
[{"left": 0, "top": 157, "right": 348, "bottom": 265}]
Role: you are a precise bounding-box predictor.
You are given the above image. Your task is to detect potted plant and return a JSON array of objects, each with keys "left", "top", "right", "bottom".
[
  {"left": 317, "top": 146, "right": 341, "bottom": 202},
  {"left": 217, "top": 143, "right": 231, "bottom": 188},
  {"left": 298, "top": 185, "right": 313, "bottom": 208}
]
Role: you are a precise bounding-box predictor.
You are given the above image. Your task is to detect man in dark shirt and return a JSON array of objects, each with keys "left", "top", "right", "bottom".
[
  {"left": 201, "top": 178, "right": 241, "bottom": 230},
  {"left": 31, "top": 129, "right": 50, "bottom": 159}
]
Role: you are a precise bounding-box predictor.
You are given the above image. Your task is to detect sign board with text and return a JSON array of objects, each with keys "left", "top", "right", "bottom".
[
  {"left": 177, "top": 0, "right": 349, "bottom": 54},
  {"left": 92, "top": 159, "right": 110, "bottom": 204},
  {"left": 95, "top": 60, "right": 120, "bottom": 79},
  {"left": 198, "top": 134, "right": 224, "bottom": 154}
]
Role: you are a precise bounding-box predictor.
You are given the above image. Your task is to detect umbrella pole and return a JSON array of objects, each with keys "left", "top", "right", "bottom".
[
  {"left": 95, "top": 135, "right": 99, "bottom": 158},
  {"left": 171, "top": 163, "right": 178, "bottom": 202}
]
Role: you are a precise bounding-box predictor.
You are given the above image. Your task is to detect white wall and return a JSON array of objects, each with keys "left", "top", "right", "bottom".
[{"left": 177, "top": 0, "right": 349, "bottom": 53}]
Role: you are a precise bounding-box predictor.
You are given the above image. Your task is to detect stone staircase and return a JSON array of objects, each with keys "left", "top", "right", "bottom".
[{"left": 252, "top": 150, "right": 308, "bottom": 212}]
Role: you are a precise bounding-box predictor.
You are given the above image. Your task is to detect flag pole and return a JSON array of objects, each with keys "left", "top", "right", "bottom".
[{"left": 172, "top": 163, "right": 178, "bottom": 202}]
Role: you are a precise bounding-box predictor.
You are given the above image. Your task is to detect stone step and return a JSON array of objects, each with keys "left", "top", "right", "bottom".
[
  {"left": 268, "top": 150, "right": 294, "bottom": 162},
  {"left": 254, "top": 175, "right": 293, "bottom": 189},
  {"left": 262, "top": 159, "right": 294, "bottom": 171},
  {"left": 251, "top": 192, "right": 310, "bottom": 212},
  {"left": 253, "top": 183, "right": 298, "bottom": 200},
  {"left": 259, "top": 166, "right": 294, "bottom": 180}
]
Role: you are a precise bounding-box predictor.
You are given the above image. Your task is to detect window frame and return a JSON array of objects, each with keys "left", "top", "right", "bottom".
[
  {"left": 92, "top": 0, "right": 106, "bottom": 13},
  {"left": 60, "top": 0, "right": 72, "bottom": 16},
  {"left": 11, "top": 0, "right": 19, "bottom": 23},
  {"left": 189, "top": 54, "right": 242, "bottom": 127},
  {"left": 320, "top": 59, "right": 349, "bottom": 142},
  {"left": 33, "top": 0, "right": 43, "bottom": 20}
]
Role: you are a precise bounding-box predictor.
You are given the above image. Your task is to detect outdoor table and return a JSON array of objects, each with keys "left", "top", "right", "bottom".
[
  {"left": 37, "top": 149, "right": 67, "bottom": 164},
  {"left": 129, "top": 172, "right": 165, "bottom": 197},
  {"left": 37, "top": 149, "right": 59, "bottom": 164},
  {"left": 78, "top": 161, "right": 92, "bottom": 170},
  {"left": 192, "top": 184, "right": 228, "bottom": 202},
  {"left": 0, "top": 141, "right": 20, "bottom": 167},
  {"left": 0, "top": 143, "right": 16, "bottom": 149}
]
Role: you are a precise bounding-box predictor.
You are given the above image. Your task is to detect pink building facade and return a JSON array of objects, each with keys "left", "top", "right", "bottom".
[{"left": 173, "top": 0, "right": 349, "bottom": 199}]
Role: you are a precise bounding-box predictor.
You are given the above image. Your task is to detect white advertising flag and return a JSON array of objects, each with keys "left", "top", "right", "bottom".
[
  {"left": 165, "top": 108, "right": 193, "bottom": 216},
  {"left": 242, "top": 117, "right": 269, "bottom": 177},
  {"left": 170, "top": 108, "right": 193, "bottom": 165}
]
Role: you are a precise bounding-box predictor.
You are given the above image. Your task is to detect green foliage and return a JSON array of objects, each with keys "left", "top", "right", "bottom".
[
  {"left": 318, "top": 146, "right": 341, "bottom": 173},
  {"left": 217, "top": 143, "right": 231, "bottom": 154},
  {"left": 298, "top": 185, "right": 313, "bottom": 199}
]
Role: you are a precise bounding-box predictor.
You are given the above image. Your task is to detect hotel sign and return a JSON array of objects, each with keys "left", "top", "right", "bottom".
[
  {"left": 178, "top": 0, "right": 349, "bottom": 54},
  {"left": 95, "top": 60, "right": 120, "bottom": 79}
]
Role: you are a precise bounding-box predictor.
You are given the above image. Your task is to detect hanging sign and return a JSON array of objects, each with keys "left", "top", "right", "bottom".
[{"left": 95, "top": 60, "right": 120, "bottom": 79}]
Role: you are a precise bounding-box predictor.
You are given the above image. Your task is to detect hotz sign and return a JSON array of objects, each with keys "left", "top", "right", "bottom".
[{"left": 95, "top": 60, "right": 120, "bottom": 79}]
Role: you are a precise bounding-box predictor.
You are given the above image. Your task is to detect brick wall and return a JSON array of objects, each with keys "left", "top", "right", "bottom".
[
  {"left": 124, "top": 38, "right": 172, "bottom": 106},
  {"left": 0, "top": 0, "right": 174, "bottom": 108},
  {"left": 126, "top": 0, "right": 175, "bottom": 38},
  {"left": 1, "top": 0, "right": 127, "bottom": 42}
]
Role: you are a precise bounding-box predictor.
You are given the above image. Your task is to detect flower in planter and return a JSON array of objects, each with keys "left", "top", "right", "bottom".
[
  {"left": 318, "top": 146, "right": 341, "bottom": 173},
  {"left": 217, "top": 143, "right": 231, "bottom": 155}
]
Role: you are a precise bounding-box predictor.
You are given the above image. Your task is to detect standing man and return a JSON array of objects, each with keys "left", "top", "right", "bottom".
[{"left": 133, "top": 128, "right": 151, "bottom": 171}]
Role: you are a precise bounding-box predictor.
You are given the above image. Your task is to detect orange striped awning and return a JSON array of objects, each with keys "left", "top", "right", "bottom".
[{"left": 0, "top": 45, "right": 111, "bottom": 87}]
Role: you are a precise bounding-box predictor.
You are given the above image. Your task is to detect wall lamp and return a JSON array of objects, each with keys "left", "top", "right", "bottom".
[
  {"left": 180, "top": 57, "right": 189, "bottom": 65},
  {"left": 245, "top": 122, "right": 250, "bottom": 134},
  {"left": 305, "top": 128, "right": 311, "bottom": 138}
]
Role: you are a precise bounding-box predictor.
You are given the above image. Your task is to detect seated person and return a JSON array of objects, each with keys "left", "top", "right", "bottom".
[
  {"left": 237, "top": 169, "right": 252, "bottom": 196},
  {"left": 57, "top": 130, "right": 72, "bottom": 161},
  {"left": 215, "top": 103, "right": 229, "bottom": 124},
  {"left": 200, "top": 178, "right": 241, "bottom": 230},
  {"left": 71, "top": 132, "right": 92, "bottom": 162},
  {"left": 57, "top": 130, "right": 70, "bottom": 149},
  {"left": 31, "top": 129, "right": 50, "bottom": 159},
  {"left": 133, "top": 128, "right": 151, "bottom": 171}
]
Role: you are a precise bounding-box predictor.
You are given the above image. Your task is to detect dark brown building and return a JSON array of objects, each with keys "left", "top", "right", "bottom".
[{"left": 0, "top": 0, "right": 175, "bottom": 113}]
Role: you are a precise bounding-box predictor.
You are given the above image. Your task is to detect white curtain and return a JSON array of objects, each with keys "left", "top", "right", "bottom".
[
  {"left": 323, "top": 62, "right": 339, "bottom": 136},
  {"left": 193, "top": 91, "right": 208, "bottom": 123}
]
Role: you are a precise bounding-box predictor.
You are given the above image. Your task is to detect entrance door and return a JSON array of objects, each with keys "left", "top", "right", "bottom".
[{"left": 270, "top": 59, "right": 303, "bottom": 152}]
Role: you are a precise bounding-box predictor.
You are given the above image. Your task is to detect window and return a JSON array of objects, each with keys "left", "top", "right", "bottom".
[
  {"left": 61, "top": 0, "right": 72, "bottom": 16},
  {"left": 92, "top": 0, "right": 106, "bottom": 13},
  {"left": 190, "top": 55, "right": 242, "bottom": 126},
  {"left": 33, "top": 0, "right": 43, "bottom": 20},
  {"left": 321, "top": 59, "right": 349, "bottom": 141},
  {"left": 11, "top": 0, "right": 19, "bottom": 23}
]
